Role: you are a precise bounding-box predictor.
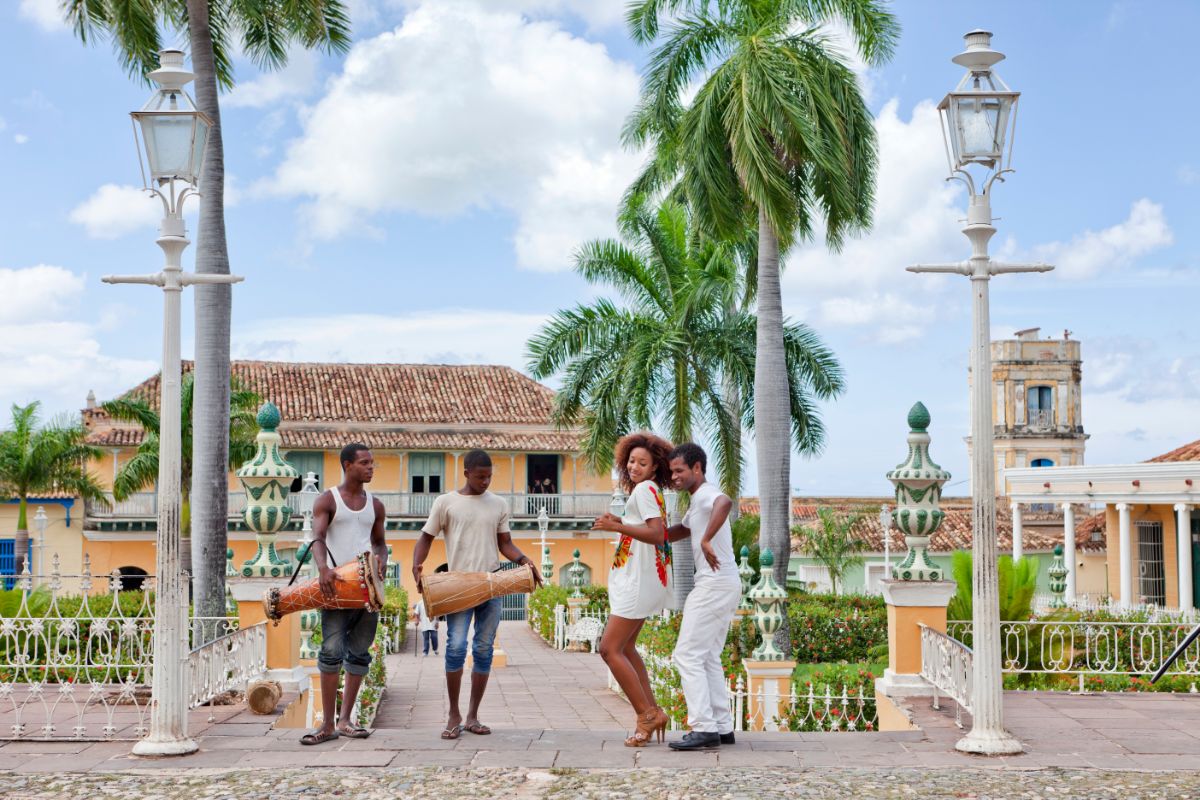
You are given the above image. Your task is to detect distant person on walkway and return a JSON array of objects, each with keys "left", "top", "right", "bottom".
[
  {"left": 413, "top": 449, "right": 543, "bottom": 740},
  {"left": 301, "top": 442, "right": 388, "bottom": 746},
  {"left": 417, "top": 599, "right": 439, "bottom": 656},
  {"left": 665, "top": 443, "right": 740, "bottom": 751},
  {"left": 591, "top": 432, "right": 673, "bottom": 747}
]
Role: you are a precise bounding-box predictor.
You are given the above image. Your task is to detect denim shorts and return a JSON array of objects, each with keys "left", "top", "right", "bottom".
[
  {"left": 318, "top": 608, "right": 379, "bottom": 676},
  {"left": 444, "top": 597, "right": 502, "bottom": 674}
]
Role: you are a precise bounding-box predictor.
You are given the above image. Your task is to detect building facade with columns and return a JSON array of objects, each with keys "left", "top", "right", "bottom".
[
  {"left": 69, "top": 361, "right": 621, "bottom": 610},
  {"left": 1006, "top": 438, "right": 1199, "bottom": 610},
  {"left": 968, "top": 327, "right": 1088, "bottom": 497}
]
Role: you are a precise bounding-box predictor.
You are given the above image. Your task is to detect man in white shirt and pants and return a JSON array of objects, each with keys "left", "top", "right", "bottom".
[{"left": 666, "top": 443, "right": 742, "bottom": 751}]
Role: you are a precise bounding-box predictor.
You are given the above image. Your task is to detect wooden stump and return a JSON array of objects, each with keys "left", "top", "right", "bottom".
[{"left": 247, "top": 680, "right": 283, "bottom": 715}]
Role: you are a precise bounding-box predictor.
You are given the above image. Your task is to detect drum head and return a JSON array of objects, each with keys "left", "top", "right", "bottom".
[{"left": 363, "top": 551, "right": 385, "bottom": 610}]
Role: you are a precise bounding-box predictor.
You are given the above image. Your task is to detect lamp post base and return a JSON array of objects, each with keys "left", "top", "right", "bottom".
[
  {"left": 955, "top": 728, "right": 1022, "bottom": 756},
  {"left": 132, "top": 736, "right": 199, "bottom": 757}
]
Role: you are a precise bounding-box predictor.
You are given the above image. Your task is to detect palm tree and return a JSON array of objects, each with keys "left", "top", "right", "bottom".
[
  {"left": 526, "top": 194, "right": 843, "bottom": 506},
  {"left": 794, "top": 507, "right": 868, "bottom": 595},
  {"left": 101, "top": 373, "right": 260, "bottom": 577},
  {"left": 64, "top": 0, "right": 351, "bottom": 631},
  {"left": 0, "top": 403, "right": 108, "bottom": 575},
  {"left": 623, "top": 0, "right": 898, "bottom": 646}
]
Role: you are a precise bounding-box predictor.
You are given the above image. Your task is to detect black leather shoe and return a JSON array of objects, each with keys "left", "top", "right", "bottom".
[
  {"left": 669, "top": 731, "right": 720, "bottom": 751},
  {"left": 720, "top": 732, "right": 735, "bottom": 745}
]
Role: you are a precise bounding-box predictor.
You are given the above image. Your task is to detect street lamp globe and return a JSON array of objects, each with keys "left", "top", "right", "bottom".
[
  {"left": 131, "top": 50, "right": 211, "bottom": 188},
  {"left": 938, "top": 30, "right": 1019, "bottom": 173}
]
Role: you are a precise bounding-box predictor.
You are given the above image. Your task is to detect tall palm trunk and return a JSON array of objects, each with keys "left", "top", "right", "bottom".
[
  {"left": 187, "top": 0, "right": 233, "bottom": 636},
  {"left": 721, "top": 295, "right": 742, "bottom": 523},
  {"left": 13, "top": 498, "right": 29, "bottom": 576},
  {"left": 754, "top": 208, "right": 791, "bottom": 653},
  {"left": 669, "top": 359, "right": 695, "bottom": 609}
]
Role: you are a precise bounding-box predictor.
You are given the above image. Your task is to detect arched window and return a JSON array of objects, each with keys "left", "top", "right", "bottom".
[
  {"left": 1031, "top": 458, "right": 1055, "bottom": 468},
  {"left": 115, "top": 566, "right": 149, "bottom": 592}
]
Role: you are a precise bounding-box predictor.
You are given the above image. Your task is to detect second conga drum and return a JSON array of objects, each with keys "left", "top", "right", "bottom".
[
  {"left": 264, "top": 551, "right": 385, "bottom": 621},
  {"left": 421, "top": 564, "right": 536, "bottom": 618}
]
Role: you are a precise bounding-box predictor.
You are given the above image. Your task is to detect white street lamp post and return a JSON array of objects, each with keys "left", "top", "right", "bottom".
[
  {"left": 297, "top": 471, "right": 320, "bottom": 575},
  {"left": 909, "top": 30, "right": 1052, "bottom": 756},
  {"left": 33, "top": 506, "right": 48, "bottom": 579},
  {"left": 537, "top": 506, "right": 554, "bottom": 581},
  {"left": 105, "top": 50, "right": 243, "bottom": 757}
]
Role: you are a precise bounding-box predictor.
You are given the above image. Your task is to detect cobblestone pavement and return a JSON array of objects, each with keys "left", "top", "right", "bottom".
[{"left": 5, "top": 766, "right": 1200, "bottom": 799}]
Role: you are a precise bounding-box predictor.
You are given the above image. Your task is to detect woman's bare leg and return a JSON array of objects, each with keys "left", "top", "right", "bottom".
[
  {"left": 599, "top": 615, "right": 652, "bottom": 714},
  {"left": 623, "top": 632, "right": 655, "bottom": 709}
]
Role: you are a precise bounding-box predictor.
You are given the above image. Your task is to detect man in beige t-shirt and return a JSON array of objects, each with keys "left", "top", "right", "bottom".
[{"left": 412, "top": 449, "right": 542, "bottom": 741}]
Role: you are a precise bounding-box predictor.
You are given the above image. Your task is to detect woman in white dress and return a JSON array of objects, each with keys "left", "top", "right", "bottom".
[{"left": 592, "top": 432, "right": 673, "bottom": 747}]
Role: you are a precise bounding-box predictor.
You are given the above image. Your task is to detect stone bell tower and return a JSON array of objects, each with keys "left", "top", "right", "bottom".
[{"left": 968, "top": 327, "right": 1088, "bottom": 496}]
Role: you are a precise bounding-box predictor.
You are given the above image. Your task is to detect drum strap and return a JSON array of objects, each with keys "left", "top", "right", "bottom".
[{"left": 288, "top": 542, "right": 336, "bottom": 588}]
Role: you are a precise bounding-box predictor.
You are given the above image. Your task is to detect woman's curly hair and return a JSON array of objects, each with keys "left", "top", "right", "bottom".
[{"left": 614, "top": 431, "right": 673, "bottom": 494}]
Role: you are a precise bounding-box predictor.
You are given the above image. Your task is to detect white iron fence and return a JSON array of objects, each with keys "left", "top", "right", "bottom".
[
  {"left": 919, "top": 623, "right": 973, "bottom": 727},
  {"left": 0, "top": 556, "right": 262, "bottom": 740},
  {"left": 946, "top": 618, "right": 1200, "bottom": 691}
]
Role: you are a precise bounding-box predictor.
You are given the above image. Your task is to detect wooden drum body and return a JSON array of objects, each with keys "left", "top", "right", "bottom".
[
  {"left": 421, "top": 564, "right": 535, "bottom": 618},
  {"left": 264, "top": 551, "right": 384, "bottom": 621}
]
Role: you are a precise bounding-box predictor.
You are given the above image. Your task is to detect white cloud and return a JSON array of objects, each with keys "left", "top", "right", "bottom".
[
  {"left": 225, "top": 50, "right": 319, "bottom": 109},
  {"left": 263, "top": 1, "right": 641, "bottom": 270},
  {"left": 383, "top": 0, "right": 628, "bottom": 31},
  {"left": 1032, "top": 199, "right": 1173, "bottom": 280},
  {"left": 232, "top": 310, "right": 548, "bottom": 368},
  {"left": 0, "top": 265, "right": 156, "bottom": 417},
  {"left": 69, "top": 185, "right": 160, "bottom": 239},
  {"left": 70, "top": 180, "right": 242, "bottom": 239},
  {"left": 18, "top": 0, "right": 64, "bottom": 31},
  {"left": 13, "top": 134, "right": 29, "bottom": 145},
  {"left": 781, "top": 99, "right": 965, "bottom": 343}
]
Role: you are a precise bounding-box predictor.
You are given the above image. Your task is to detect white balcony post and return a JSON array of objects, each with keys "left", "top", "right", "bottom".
[
  {"left": 1061, "top": 503, "right": 1076, "bottom": 604},
  {"left": 1176, "top": 503, "right": 1193, "bottom": 611},
  {"left": 1011, "top": 502, "right": 1023, "bottom": 562},
  {"left": 1117, "top": 503, "right": 1133, "bottom": 609}
]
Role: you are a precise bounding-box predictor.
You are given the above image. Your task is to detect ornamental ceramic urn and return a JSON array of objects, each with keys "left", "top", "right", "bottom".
[
  {"left": 885, "top": 402, "right": 951, "bottom": 581},
  {"left": 238, "top": 402, "right": 298, "bottom": 578}
]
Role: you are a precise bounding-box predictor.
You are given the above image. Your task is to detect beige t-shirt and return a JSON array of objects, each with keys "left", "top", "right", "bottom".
[{"left": 421, "top": 491, "right": 510, "bottom": 573}]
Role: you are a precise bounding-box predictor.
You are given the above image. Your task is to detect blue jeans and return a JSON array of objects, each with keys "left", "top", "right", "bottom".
[
  {"left": 444, "top": 597, "right": 502, "bottom": 674},
  {"left": 318, "top": 608, "right": 378, "bottom": 676},
  {"left": 423, "top": 629, "right": 439, "bottom": 654}
]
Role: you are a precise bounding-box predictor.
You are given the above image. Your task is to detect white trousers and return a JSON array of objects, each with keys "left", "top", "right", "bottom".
[{"left": 672, "top": 577, "right": 741, "bottom": 733}]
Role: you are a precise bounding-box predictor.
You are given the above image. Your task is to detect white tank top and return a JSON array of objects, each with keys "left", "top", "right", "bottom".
[{"left": 324, "top": 487, "right": 374, "bottom": 569}]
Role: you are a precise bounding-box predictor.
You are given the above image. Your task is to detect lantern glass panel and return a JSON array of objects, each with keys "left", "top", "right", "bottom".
[
  {"left": 191, "top": 117, "right": 209, "bottom": 181},
  {"left": 140, "top": 113, "right": 196, "bottom": 180}
]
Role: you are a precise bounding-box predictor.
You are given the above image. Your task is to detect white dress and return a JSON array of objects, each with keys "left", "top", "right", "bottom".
[{"left": 608, "top": 480, "right": 672, "bottom": 619}]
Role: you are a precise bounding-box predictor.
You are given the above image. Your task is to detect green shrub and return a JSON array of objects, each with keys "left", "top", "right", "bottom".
[
  {"left": 527, "top": 584, "right": 570, "bottom": 643},
  {"left": 581, "top": 585, "right": 608, "bottom": 613},
  {"left": 787, "top": 592, "right": 887, "bottom": 664},
  {"left": 947, "top": 551, "right": 1036, "bottom": 622}
]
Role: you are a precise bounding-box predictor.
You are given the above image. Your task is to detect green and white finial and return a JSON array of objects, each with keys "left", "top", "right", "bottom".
[
  {"left": 237, "top": 401, "right": 298, "bottom": 578},
  {"left": 748, "top": 549, "right": 787, "bottom": 661},
  {"left": 1047, "top": 543, "right": 1067, "bottom": 609},
  {"left": 736, "top": 544, "right": 755, "bottom": 613},
  {"left": 256, "top": 401, "right": 281, "bottom": 433},
  {"left": 887, "top": 402, "right": 950, "bottom": 582}
]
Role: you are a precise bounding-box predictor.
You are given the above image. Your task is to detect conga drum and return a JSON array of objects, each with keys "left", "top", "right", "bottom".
[
  {"left": 264, "top": 551, "right": 385, "bottom": 621},
  {"left": 421, "top": 564, "right": 536, "bottom": 618}
]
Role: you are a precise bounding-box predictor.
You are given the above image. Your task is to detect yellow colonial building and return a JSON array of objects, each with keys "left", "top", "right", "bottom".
[
  {"left": 1007, "top": 437, "right": 1199, "bottom": 611},
  {"left": 968, "top": 327, "right": 1089, "bottom": 496},
  {"left": 74, "top": 361, "right": 621, "bottom": 611}
]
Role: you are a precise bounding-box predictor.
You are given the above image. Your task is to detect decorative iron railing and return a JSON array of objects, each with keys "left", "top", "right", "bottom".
[
  {"left": 549, "top": 604, "right": 609, "bottom": 650},
  {"left": 0, "top": 556, "right": 252, "bottom": 740},
  {"left": 947, "top": 618, "right": 1200, "bottom": 688},
  {"left": 1026, "top": 408, "right": 1055, "bottom": 430},
  {"left": 187, "top": 621, "right": 266, "bottom": 712},
  {"left": 920, "top": 623, "right": 973, "bottom": 727}
]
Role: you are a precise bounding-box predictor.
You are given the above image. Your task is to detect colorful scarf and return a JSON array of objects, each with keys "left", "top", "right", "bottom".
[{"left": 612, "top": 483, "right": 673, "bottom": 587}]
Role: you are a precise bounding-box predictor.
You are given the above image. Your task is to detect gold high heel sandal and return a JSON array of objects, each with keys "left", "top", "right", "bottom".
[
  {"left": 653, "top": 706, "right": 669, "bottom": 743},
  {"left": 624, "top": 708, "right": 660, "bottom": 748}
]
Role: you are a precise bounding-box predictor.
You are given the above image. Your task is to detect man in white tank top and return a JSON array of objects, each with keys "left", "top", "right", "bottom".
[
  {"left": 665, "top": 443, "right": 741, "bottom": 751},
  {"left": 300, "top": 443, "right": 388, "bottom": 746}
]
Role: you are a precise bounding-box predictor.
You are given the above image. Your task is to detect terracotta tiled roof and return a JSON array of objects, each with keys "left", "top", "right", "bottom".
[
  {"left": 84, "top": 361, "right": 583, "bottom": 453},
  {"left": 734, "top": 499, "right": 1103, "bottom": 555},
  {"left": 1075, "top": 512, "right": 1108, "bottom": 553},
  {"left": 1147, "top": 438, "right": 1200, "bottom": 463}
]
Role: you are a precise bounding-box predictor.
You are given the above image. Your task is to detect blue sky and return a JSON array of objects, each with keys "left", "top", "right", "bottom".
[{"left": 0, "top": 0, "right": 1196, "bottom": 496}]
